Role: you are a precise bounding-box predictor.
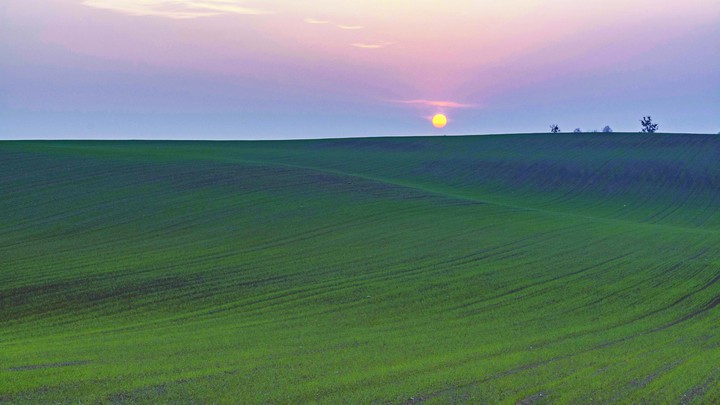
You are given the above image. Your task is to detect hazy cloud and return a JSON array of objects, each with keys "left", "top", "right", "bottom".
[
  {"left": 396, "top": 100, "right": 476, "bottom": 108},
  {"left": 82, "top": 0, "right": 271, "bottom": 19}
]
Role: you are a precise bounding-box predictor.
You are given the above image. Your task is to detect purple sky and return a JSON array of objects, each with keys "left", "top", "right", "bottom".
[{"left": 1, "top": 0, "right": 718, "bottom": 139}]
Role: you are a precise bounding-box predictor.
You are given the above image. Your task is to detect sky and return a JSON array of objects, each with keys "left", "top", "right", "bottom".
[{"left": 1, "top": 0, "right": 719, "bottom": 139}]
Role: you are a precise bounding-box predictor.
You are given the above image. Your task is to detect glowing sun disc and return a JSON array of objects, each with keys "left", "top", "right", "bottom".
[{"left": 432, "top": 114, "right": 447, "bottom": 128}]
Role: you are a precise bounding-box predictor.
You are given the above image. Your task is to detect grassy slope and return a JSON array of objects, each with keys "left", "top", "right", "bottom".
[{"left": 1, "top": 133, "right": 719, "bottom": 403}]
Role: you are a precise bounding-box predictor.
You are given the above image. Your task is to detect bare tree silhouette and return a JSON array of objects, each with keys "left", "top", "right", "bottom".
[{"left": 640, "top": 116, "right": 658, "bottom": 133}]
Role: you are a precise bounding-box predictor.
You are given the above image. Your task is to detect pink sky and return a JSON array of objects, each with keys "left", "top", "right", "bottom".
[{"left": 1, "top": 0, "right": 718, "bottom": 138}]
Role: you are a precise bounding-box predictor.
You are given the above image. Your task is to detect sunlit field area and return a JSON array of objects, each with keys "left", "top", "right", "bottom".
[{"left": 2, "top": 133, "right": 720, "bottom": 403}]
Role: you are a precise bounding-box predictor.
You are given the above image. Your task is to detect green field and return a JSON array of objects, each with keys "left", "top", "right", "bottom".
[{"left": 2, "top": 133, "right": 719, "bottom": 403}]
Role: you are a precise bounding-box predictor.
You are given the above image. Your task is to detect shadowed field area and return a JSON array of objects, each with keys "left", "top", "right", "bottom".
[{"left": 1, "top": 133, "right": 719, "bottom": 403}]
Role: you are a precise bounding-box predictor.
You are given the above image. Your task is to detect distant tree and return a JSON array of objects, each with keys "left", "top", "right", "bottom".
[
  {"left": 602, "top": 125, "right": 613, "bottom": 133},
  {"left": 573, "top": 128, "right": 582, "bottom": 133},
  {"left": 640, "top": 116, "right": 658, "bottom": 133},
  {"left": 550, "top": 124, "right": 560, "bottom": 133}
]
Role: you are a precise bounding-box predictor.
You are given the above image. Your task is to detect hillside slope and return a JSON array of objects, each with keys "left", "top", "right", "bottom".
[{"left": 1, "top": 134, "right": 719, "bottom": 403}]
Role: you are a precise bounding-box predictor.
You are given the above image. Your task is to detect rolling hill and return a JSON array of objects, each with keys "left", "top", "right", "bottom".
[{"left": 1, "top": 133, "right": 719, "bottom": 403}]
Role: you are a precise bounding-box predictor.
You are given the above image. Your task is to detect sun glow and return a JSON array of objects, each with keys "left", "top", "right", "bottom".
[{"left": 432, "top": 114, "right": 447, "bottom": 128}]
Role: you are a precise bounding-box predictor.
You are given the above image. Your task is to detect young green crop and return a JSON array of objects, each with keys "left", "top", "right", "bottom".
[{"left": 1, "top": 134, "right": 719, "bottom": 403}]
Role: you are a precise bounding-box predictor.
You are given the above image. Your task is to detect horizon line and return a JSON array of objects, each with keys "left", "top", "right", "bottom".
[{"left": 1, "top": 132, "right": 717, "bottom": 142}]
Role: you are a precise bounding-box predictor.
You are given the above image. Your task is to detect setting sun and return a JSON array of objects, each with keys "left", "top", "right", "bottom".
[{"left": 432, "top": 114, "right": 447, "bottom": 128}]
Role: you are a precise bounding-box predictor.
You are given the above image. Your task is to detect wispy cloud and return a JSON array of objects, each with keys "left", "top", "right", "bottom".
[
  {"left": 304, "top": 18, "right": 330, "bottom": 24},
  {"left": 82, "top": 0, "right": 271, "bottom": 19},
  {"left": 336, "top": 25, "right": 363, "bottom": 30},
  {"left": 395, "top": 99, "right": 477, "bottom": 108},
  {"left": 352, "top": 42, "right": 393, "bottom": 49},
  {"left": 305, "top": 18, "right": 363, "bottom": 30}
]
